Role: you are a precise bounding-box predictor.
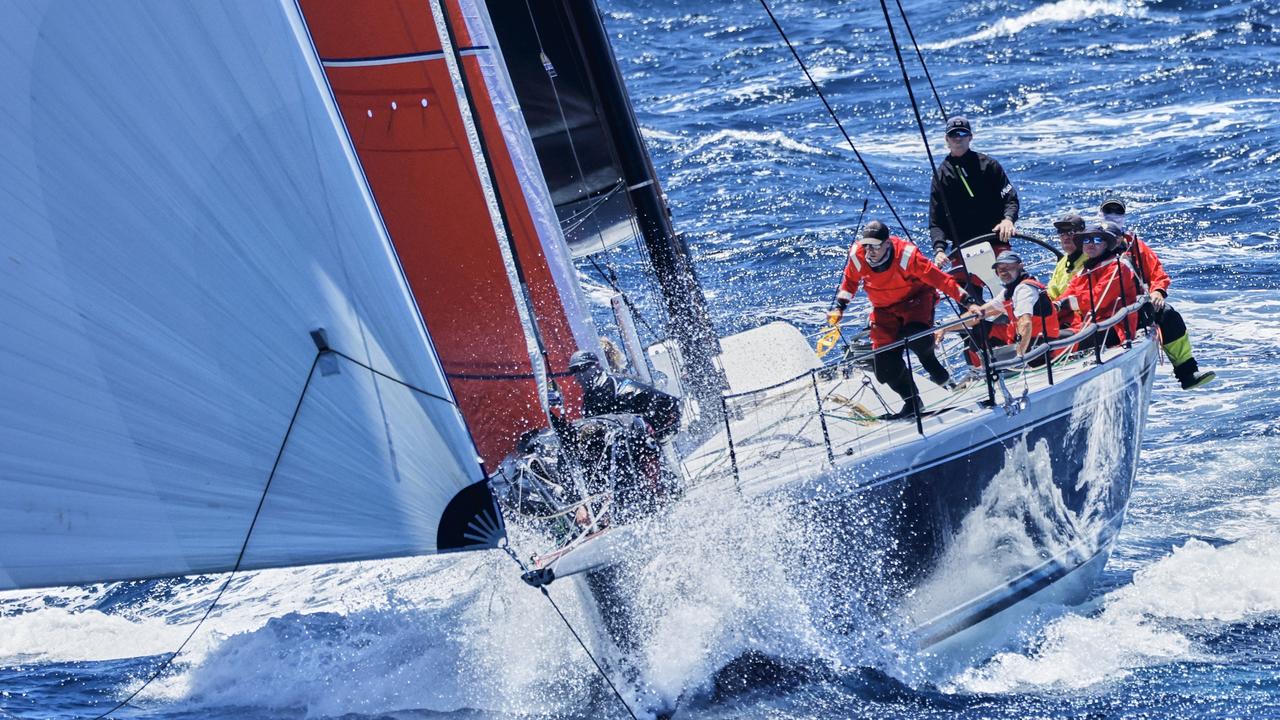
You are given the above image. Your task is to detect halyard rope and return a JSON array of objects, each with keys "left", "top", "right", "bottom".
[{"left": 89, "top": 352, "right": 323, "bottom": 719}]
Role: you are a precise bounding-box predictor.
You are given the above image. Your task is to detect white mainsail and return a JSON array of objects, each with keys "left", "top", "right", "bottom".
[{"left": 0, "top": 1, "right": 500, "bottom": 591}]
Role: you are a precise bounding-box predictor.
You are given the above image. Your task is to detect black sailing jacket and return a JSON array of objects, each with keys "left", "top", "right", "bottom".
[{"left": 928, "top": 150, "right": 1020, "bottom": 253}]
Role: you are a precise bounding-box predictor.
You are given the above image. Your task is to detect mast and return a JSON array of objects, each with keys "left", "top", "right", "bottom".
[{"left": 560, "top": 0, "right": 726, "bottom": 417}]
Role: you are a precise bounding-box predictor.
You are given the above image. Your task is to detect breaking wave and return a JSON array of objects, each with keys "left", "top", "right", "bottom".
[{"left": 923, "top": 0, "right": 1149, "bottom": 51}]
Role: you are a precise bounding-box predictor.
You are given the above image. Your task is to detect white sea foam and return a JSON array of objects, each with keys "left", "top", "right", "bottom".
[
  {"left": 0, "top": 487, "right": 857, "bottom": 717},
  {"left": 0, "top": 607, "right": 195, "bottom": 664},
  {"left": 683, "top": 128, "right": 830, "bottom": 157},
  {"left": 949, "top": 526, "right": 1280, "bottom": 693},
  {"left": 923, "top": 0, "right": 1150, "bottom": 51}
]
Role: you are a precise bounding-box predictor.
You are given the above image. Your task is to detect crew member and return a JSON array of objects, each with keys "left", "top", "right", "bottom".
[
  {"left": 1047, "top": 211, "right": 1087, "bottom": 300},
  {"left": 928, "top": 116, "right": 1020, "bottom": 287},
  {"left": 1056, "top": 224, "right": 1143, "bottom": 347},
  {"left": 828, "top": 220, "right": 981, "bottom": 419},
  {"left": 567, "top": 350, "right": 681, "bottom": 440},
  {"left": 565, "top": 350, "right": 682, "bottom": 518},
  {"left": 983, "top": 251, "right": 1059, "bottom": 359},
  {"left": 1100, "top": 198, "right": 1215, "bottom": 389}
]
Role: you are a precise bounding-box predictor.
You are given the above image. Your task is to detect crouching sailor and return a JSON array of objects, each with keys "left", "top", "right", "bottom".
[
  {"left": 567, "top": 349, "right": 681, "bottom": 440},
  {"left": 827, "top": 220, "right": 981, "bottom": 419}
]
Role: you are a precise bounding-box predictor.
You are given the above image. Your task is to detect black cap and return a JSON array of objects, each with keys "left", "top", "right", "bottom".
[
  {"left": 1053, "top": 212, "right": 1085, "bottom": 232},
  {"left": 856, "top": 220, "right": 890, "bottom": 245},
  {"left": 567, "top": 350, "right": 600, "bottom": 373},
  {"left": 1100, "top": 197, "right": 1126, "bottom": 215},
  {"left": 1099, "top": 220, "right": 1125, "bottom": 239},
  {"left": 945, "top": 116, "right": 972, "bottom": 137}
]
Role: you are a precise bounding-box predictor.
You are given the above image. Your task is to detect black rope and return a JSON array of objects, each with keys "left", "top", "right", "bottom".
[
  {"left": 877, "top": 0, "right": 947, "bottom": 238},
  {"left": 499, "top": 545, "right": 639, "bottom": 720},
  {"left": 757, "top": 0, "right": 916, "bottom": 243},
  {"left": 325, "top": 348, "right": 456, "bottom": 405},
  {"left": 893, "top": 0, "right": 947, "bottom": 123},
  {"left": 91, "top": 352, "right": 324, "bottom": 719},
  {"left": 81, "top": 347, "right": 468, "bottom": 719}
]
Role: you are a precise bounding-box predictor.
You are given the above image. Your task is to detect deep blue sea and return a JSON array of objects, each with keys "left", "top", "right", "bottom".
[{"left": 4, "top": 0, "right": 1280, "bottom": 718}]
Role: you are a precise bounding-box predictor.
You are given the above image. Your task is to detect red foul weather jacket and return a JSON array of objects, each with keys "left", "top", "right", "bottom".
[
  {"left": 1058, "top": 252, "right": 1147, "bottom": 342},
  {"left": 1123, "top": 233, "right": 1172, "bottom": 297},
  {"left": 837, "top": 237, "right": 967, "bottom": 347},
  {"left": 837, "top": 236, "right": 967, "bottom": 308}
]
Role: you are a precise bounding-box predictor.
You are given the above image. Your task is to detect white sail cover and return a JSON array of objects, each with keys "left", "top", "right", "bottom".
[{"left": 0, "top": 1, "right": 499, "bottom": 591}]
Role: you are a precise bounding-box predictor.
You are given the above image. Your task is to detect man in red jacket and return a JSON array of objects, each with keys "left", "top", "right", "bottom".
[
  {"left": 828, "top": 220, "right": 981, "bottom": 418},
  {"left": 1100, "top": 198, "right": 1214, "bottom": 389}
]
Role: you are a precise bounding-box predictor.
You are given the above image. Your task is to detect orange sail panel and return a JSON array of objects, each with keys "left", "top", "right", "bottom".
[{"left": 299, "top": 0, "right": 583, "bottom": 468}]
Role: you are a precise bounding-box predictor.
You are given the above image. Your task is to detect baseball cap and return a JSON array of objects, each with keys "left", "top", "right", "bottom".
[
  {"left": 1075, "top": 225, "right": 1117, "bottom": 245},
  {"left": 856, "top": 220, "right": 891, "bottom": 246},
  {"left": 991, "top": 251, "right": 1023, "bottom": 268},
  {"left": 1100, "top": 197, "right": 1126, "bottom": 215},
  {"left": 945, "top": 116, "right": 972, "bottom": 138},
  {"left": 1053, "top": 212, "right": 1085, "bottom": 232}
]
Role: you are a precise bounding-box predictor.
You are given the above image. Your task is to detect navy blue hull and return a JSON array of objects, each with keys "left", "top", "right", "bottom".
[{"left": 793, "top": 339, "right": 1158, "bottom": 668}]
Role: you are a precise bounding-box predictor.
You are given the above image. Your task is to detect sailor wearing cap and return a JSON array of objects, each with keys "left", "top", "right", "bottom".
[
  {"left": 1047, "top": 211, "right": 1088, "bottom": 300},
  {"left": 981, "top": 251, "right": 1060, "bottom": 358},
  {"left": 1056, "top": 224, "right": 1144, "bottom": 347},
  {"left": 828, "top": 220, "right": 981, "bottom": 418},
  {"left": 1097, "top": 198, "right": 1215, "bottom": 389},
  {"left": 928, "top": 115, "right": 1020, "bottom": 276}
]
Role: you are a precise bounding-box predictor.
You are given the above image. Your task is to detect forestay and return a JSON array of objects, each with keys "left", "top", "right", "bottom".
[{"left": 0, "top": 1, "right": 500, "bottom": 591}]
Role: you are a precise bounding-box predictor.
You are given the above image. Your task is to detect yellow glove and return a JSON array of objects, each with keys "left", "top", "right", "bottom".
[{"left": 826, "top": 308, "right": 843, "bottom": 326}]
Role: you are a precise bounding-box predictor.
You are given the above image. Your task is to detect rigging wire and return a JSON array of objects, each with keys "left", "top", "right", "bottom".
[
  {"left": 521, "top": 0, "right": 615, "bottom": 258},
  {"left": 757, "top": 0, "right": 916, "bottom": 243},
  {"left": 876, "top": 0, "right": 948, "bottom": 236},
  {"left": 499, "top": 544, "right": 640, "bottom": 720},
  {"left": 588, "top": 254, "right": 663, "bottom": 339},
  {"left": 521, "top": 0, "right": 666, "bottom": 344},
  {"left": 875, "top": 0, "right": 988, "bottom": 349},
  {"left": 893, "top": 0, "right": 947, "bottom": 123}
]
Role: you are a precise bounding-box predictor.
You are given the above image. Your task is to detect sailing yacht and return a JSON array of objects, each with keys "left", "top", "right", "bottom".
[{"left": 0, "top": 0, "right": 1156, "bottom": 714}]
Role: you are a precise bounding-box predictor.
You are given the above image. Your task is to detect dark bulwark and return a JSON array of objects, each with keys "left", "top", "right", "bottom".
[{"left": 794, "top": 337, "right": 1156, "bottom": 670}]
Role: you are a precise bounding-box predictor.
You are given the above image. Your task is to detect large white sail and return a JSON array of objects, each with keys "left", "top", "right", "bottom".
[{"left": 0, "top": 1, "right": 501, "bottom": 591}]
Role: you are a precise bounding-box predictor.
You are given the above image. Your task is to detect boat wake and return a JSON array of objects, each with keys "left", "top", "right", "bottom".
[{"left": 949, "top": 490, "right": 1280, "bottom": 694}]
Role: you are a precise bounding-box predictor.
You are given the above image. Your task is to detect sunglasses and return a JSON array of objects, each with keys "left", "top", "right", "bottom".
[{"left": 1078, "top": 234, "right": 1108, "bottom": 245}]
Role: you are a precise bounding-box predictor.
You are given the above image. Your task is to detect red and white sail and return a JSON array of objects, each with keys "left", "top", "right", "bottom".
[{"left": 298, "top": 0, "right": 598, "bottom": 469}]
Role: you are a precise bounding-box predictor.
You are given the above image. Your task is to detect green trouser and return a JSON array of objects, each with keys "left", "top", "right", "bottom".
[{"left": 1154, "top": 304, "right": 1198, "bottom": 380}]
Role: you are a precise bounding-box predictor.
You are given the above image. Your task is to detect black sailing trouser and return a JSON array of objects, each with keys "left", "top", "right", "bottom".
[{"left": 872, "top": 322, "right": 949, "bottom": 404}]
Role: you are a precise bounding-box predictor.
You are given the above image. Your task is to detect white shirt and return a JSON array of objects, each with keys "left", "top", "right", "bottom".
[{"left": 981, "top": 281, "right": 1040, "bottom": 319}]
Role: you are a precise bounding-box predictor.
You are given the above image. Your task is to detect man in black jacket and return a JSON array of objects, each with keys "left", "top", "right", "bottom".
[
  {"left": 568, "top": 350, "right": 681, "bottom": 440},
  {"left": 928, "top": 116, "right": 1020, "bottom": 272}
]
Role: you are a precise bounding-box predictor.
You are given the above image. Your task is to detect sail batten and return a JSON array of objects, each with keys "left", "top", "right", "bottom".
[{"left": 0, "top": 0, "right": 500, "bottom": 591}]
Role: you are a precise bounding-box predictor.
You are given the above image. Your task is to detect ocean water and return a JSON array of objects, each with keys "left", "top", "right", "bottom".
[{"left": 4, "top": 0, "right": 1280, "bottom": 718}]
